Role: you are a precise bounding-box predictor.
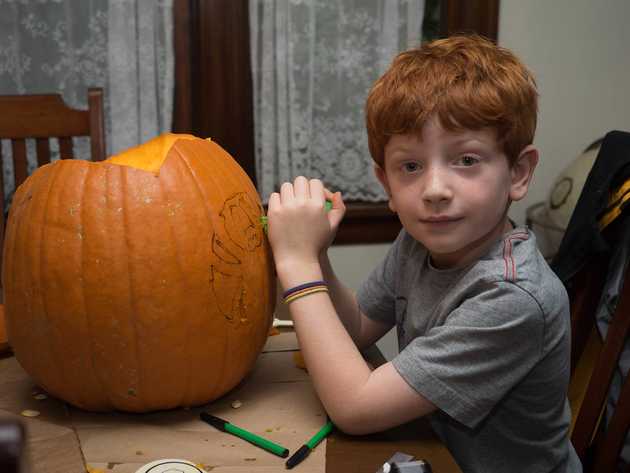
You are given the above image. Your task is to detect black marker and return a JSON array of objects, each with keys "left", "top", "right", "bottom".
[{"left": 285, "top": 420, "right": 334, "bottom": 469}]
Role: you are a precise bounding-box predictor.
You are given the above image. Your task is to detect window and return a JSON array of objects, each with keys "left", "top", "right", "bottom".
[{"left": 172, "top": 0, "right": 499, "bottom": 245}]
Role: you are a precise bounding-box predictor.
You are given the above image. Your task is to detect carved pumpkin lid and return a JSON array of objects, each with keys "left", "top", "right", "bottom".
[{"left": 107, "top": 133, "right": 201, "bottom": 174}]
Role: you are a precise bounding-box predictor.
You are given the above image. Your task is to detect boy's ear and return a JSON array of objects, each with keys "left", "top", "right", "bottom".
[
  {"left": 374, "top": 164, "right": 397, "bottom": 213},
  {"left": 509, "top": 145, "right": 539, "bottom": 202}
]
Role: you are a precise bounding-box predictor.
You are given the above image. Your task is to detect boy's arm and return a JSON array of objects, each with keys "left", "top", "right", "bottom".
[
  {"left": 318, "top": 251, "right": 392, "bottom": 350},
  {"left": 279, "top": 259, "right": 436, "bottom": 434},
  {"left": 267, "top": 177, "right": 436, "bottom": 434}
]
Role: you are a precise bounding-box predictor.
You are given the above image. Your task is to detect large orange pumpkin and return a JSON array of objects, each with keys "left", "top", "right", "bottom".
[{"left": 2, "top": 134, "right": 275, "bottom": 412}]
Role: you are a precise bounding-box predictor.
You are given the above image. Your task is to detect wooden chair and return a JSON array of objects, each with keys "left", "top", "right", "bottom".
[
  {"left": 0, "top": 87, "right": 106, "bottom": 279},
  {"left": 0, "top": 87, "right": 106, "bottom": 180},
  {"left": 566, "top": 231, "right": 630, "bottom": 472}
]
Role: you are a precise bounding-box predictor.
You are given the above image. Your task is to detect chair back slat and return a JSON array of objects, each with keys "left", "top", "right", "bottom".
[
  {"left": 58, "top": 137, "right": 74, "bottom": 160},
  {"left": 569, "top": 257, "right": 609, "bottom": 373},
  {"left": 571, "top": 260, "right": 630, "bottom": 470},
  {"left": 11, "top": 140, "right": 28, "bottom": 187},
  {"left": 595, "top": 371, "right": 630, "bottom": 472},
  {"left": 0, "top": 94, "right": 90, "bottom": 139},
  {"left": 0, "top": 144, "right": 5, "bottom": 254},
  {"left": 35, "top": 138, "right": 51, "bottom": 167},
  {"left": 88, "top": 88, "right": 106, "bottom": 161}
]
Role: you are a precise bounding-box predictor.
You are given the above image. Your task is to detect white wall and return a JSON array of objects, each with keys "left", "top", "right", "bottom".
[
  {"left": 275, "top": 242, "right": 398, "bottom": 359},
  {"left": 500, "top": 0, "right": 630, "bottom": 225},
  {"left": 327, "top": 243, "right": 399, "bottom": 360}
]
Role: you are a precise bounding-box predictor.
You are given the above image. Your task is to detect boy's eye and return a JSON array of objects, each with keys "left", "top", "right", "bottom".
[
  {"left": 403, "top": 162, "right": 421, "bottom": 173},
  {"left": 457, "top": 155, "right": 479, "bottom": 166}
]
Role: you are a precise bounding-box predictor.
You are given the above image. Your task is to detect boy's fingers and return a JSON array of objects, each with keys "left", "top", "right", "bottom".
[
  {"left": 268, "top": 192, "right": 281, "bottom": 210},
  {"left": 323, "top": 186, "right": 345, "bottom": 210},
  {"left": 279, "top": 181, "right": 294, "bottom": 204},
  {"left": 293, "top": 176, "right": 309, "bottom": 200},
  {"left": 309, "top": 179, "right": 325, "bottom": 203},
  {"left": 328, "top": 191, "right": 346, "bottom": 227},
  {"left": 330, "top": 191, "right": 345, "bottom": 211},
  {"left": 324, "top": 188, "right": 345, "bottom": 219}
]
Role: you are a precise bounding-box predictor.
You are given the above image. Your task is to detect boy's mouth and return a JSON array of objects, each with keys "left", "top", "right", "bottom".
[{"left": 422, "top": 215, "right": 461, "bottom": 223}]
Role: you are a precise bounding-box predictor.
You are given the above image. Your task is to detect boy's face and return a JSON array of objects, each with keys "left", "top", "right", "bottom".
[{"left": 376, "top": 117, "right": 537, "bottom": 269}]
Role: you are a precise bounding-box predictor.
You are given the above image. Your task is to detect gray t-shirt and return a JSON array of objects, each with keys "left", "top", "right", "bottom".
[{"left": 357, "top": 227, "right": 582, "bottom": 473}]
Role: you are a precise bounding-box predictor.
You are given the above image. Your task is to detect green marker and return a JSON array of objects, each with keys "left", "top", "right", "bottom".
[
  {"left": 200, "top": 412, "right": 289, "bottom": 458},
  {"left": 285, "top": 420, "right": 334, "bottom": 469},
  {"left": 261, "top": 200, "right": 333, "bottom": 233}
]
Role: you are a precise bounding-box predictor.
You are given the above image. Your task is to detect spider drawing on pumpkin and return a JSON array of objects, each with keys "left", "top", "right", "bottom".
[{"left": 209, "top": 192, "right": 265, "bottom": 322}]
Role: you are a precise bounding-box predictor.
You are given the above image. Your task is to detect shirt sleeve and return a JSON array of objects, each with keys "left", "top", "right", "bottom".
[
  {"left": 356, "top": 230, "right": 406, "bottom": 326},
  {"left": 392, "top": 280, "right": 545, "bottom": 429}
]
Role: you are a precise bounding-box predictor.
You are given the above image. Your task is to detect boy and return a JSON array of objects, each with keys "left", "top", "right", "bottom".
[{"left": 266, "top": 35, "right": 581, "bottom": 472}]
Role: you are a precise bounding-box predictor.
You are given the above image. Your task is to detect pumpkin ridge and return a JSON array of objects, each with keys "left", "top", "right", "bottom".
[
  {"left": 201, "top": 144, "right": 248, "bottom": 396},
  {"left": 120, "top": 165, "right": 146, "bottom": 412},
  {"left": 156, "top": 155, "right": 193, "bottom": 408},
  {"left": 79, "top": 164, "right": 111, "bottom": 409},
  {"left": 197, "top": 148, "right": 241, "bottom": 396},
  {"left": 5, "top": 178, "right": 31, "bottom": 365},
  {"left": 204, "top": 143, "right": 257, "bottom": 388},
  {"left": 39, "top": 163, "right": 72, "bottom": 402},
  {"left": 2, "top": 172, "right": 33, "bottom": 330},
  {"left": 173, "top": 142, "right": 229, "bottom": 401},
  {"left": 10, "top": 179, "right": 38, "bottom": 355},
  {"left": 197, "top": 141, "right": 261, "bottom": 384}
]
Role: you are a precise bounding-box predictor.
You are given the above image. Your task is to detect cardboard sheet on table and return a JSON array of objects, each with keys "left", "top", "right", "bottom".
[
  {"left": 75, "top": 380, "right": 325, "bottom": 472},
  {"left": 1, "top": 331, "right": 327, "bottom": 473},
  {"left": 0, "top": 356, "right": 85, "bottom": 473},
  {"left": 262, "top": 330, "right": 300, "bottom": 353}
]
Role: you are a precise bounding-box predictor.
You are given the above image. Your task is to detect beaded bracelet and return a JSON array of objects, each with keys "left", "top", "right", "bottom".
[{"left": 282, "top": 280, "right": 328, "bottom": 304}]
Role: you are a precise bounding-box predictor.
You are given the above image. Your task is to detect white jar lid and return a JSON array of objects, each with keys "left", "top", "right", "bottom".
[{"left": 134, "top": 458, "right": 207, "bottom": 473}]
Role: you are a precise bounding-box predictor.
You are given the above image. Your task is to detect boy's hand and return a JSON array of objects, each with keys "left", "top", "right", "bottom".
[{"left": 267, "top": 176, "right": 345, "bottom": 278}]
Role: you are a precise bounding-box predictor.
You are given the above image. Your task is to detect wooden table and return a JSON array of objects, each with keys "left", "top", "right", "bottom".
[
  {"left": 323, "top": 341, "right": 461, "bottom": 473},
  {"left": 326, "top": 416, "right": 461, "bottom": 473},
  {"left": 1, "top": 333, "right": 461, "bottom": 473}
]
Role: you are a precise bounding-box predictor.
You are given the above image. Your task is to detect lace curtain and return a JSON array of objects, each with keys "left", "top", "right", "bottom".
[
  {"left": 0, "top": 0, "right": 173, "bottom": 208},
  {"left": 250, "top": 0, "right": 428, "bottom": 202}
]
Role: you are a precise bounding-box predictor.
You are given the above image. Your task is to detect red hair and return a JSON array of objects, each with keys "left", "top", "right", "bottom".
[{"left": 366, "top": 34, "right": 538, "bottom": 166}]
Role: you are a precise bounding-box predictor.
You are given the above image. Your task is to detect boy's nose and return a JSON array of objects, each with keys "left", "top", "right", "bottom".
[{"left": 422, "top": 167, "right": 453, "bottom": 203}]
